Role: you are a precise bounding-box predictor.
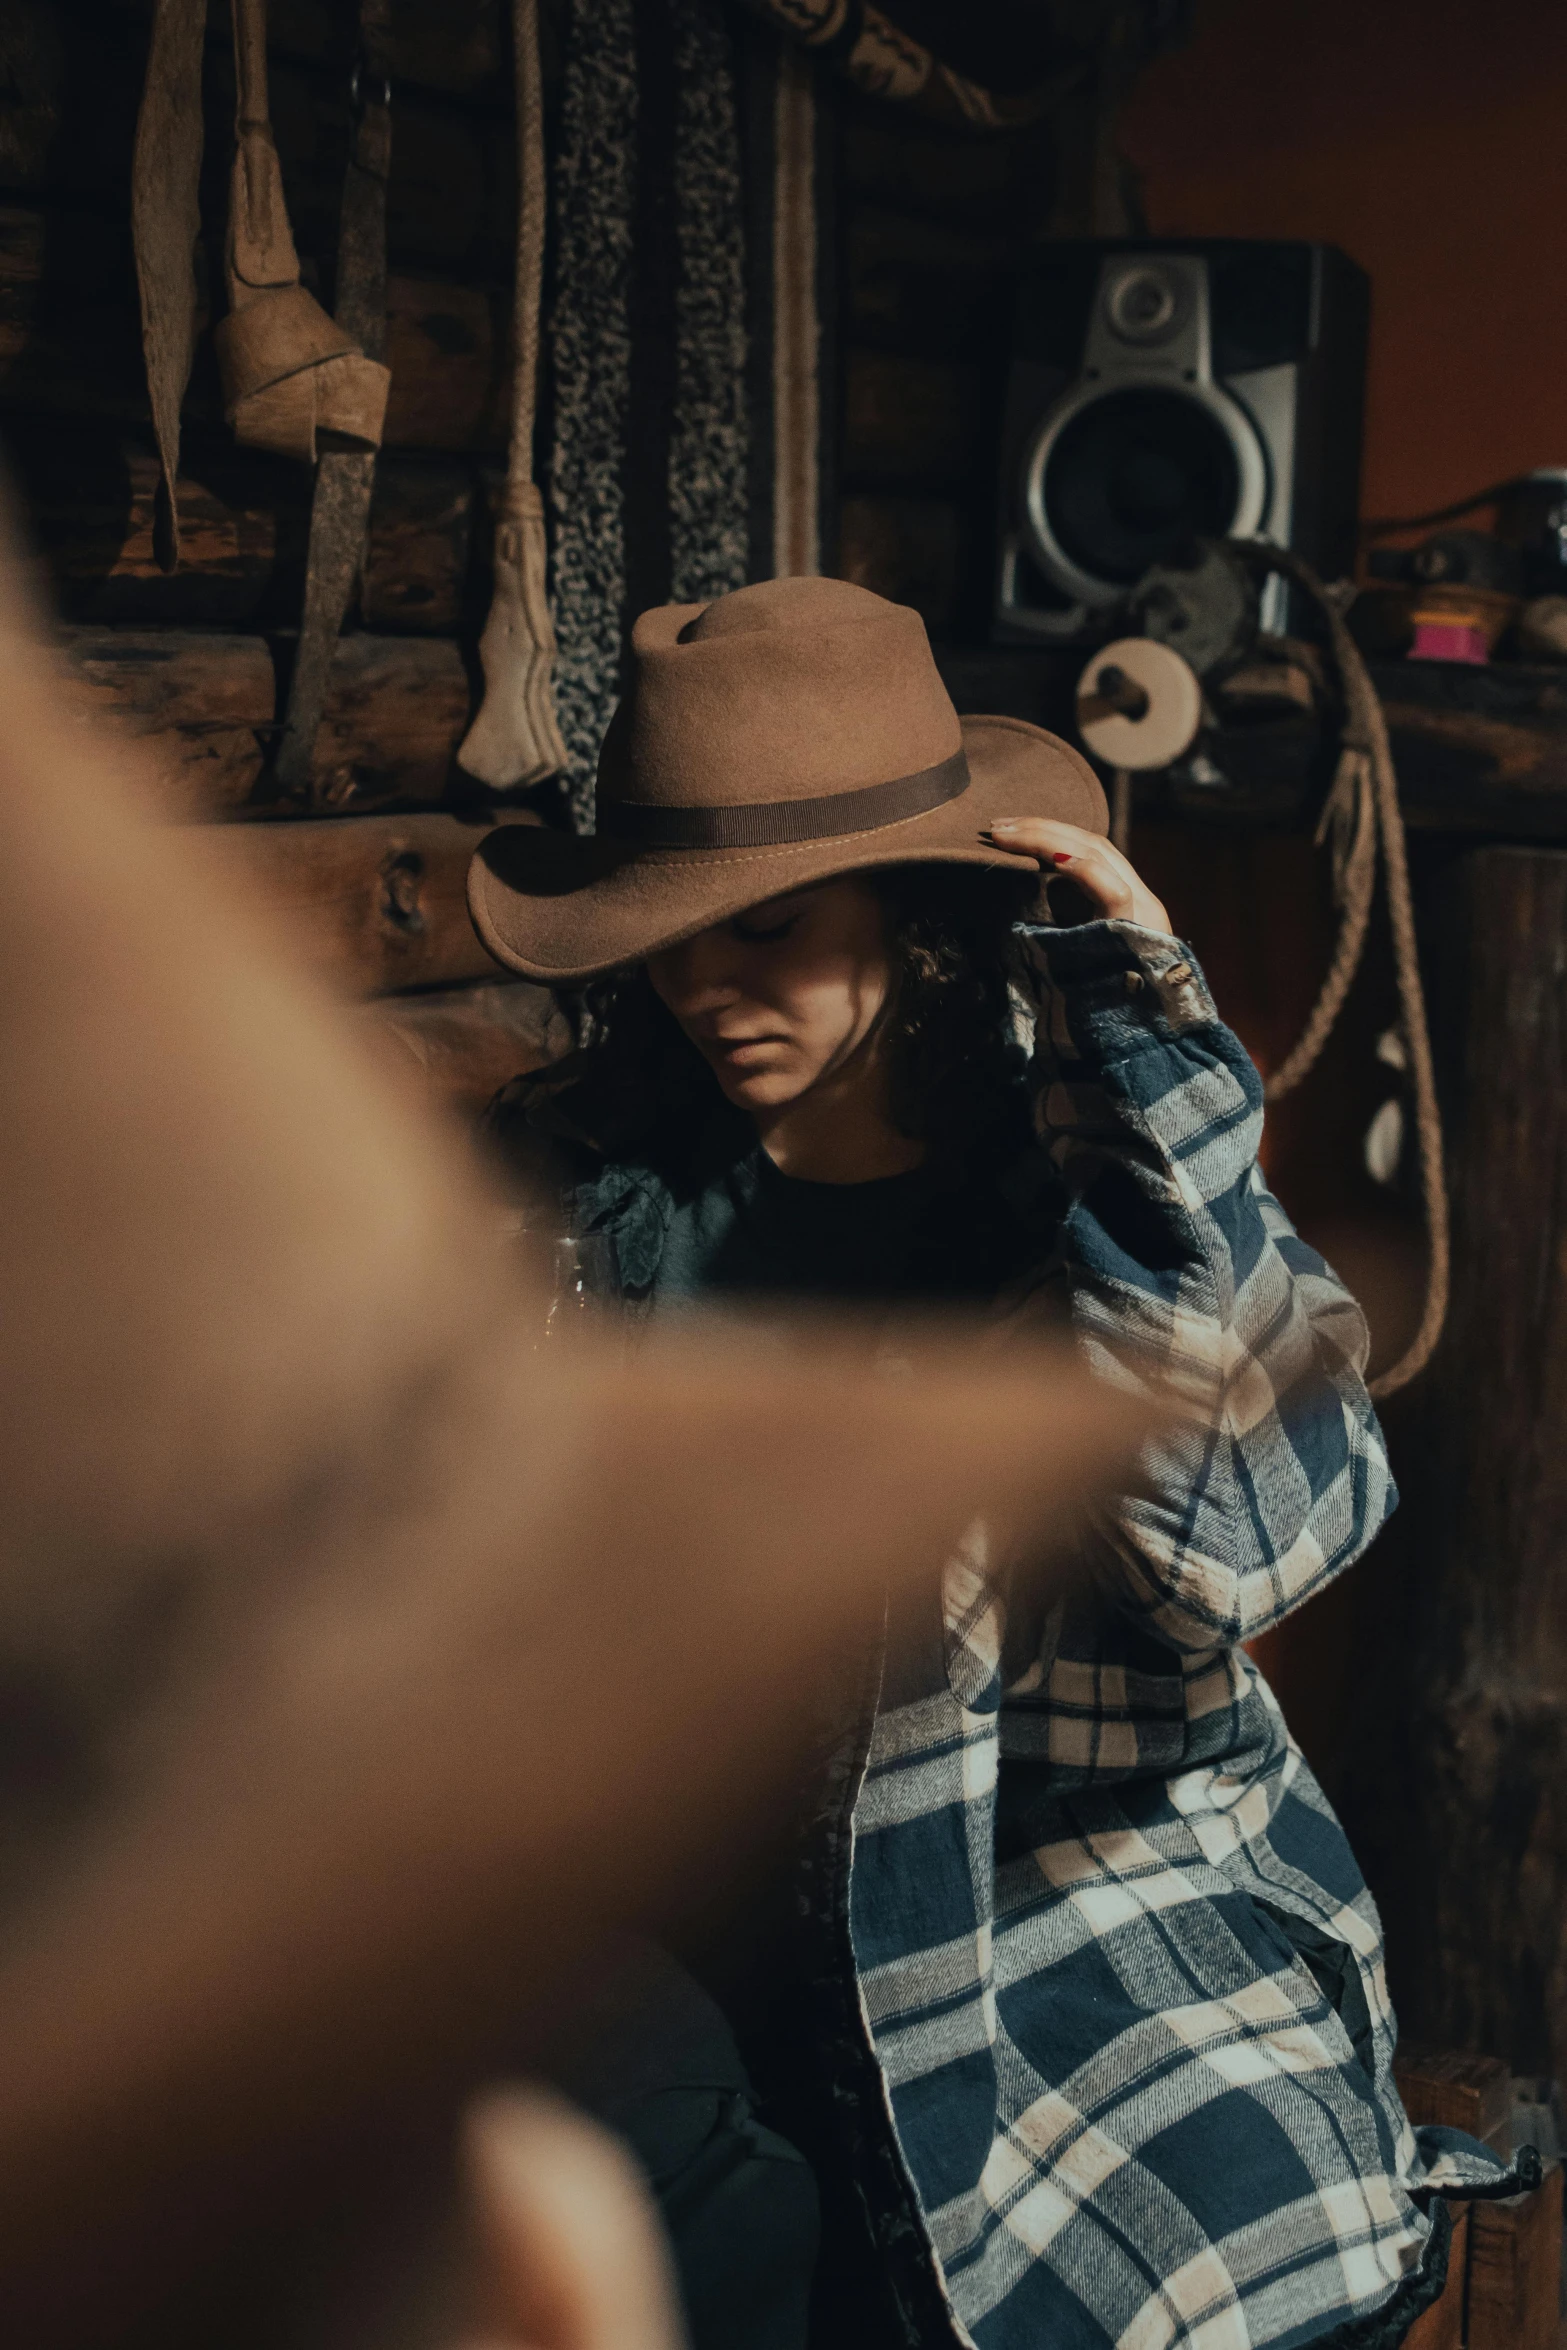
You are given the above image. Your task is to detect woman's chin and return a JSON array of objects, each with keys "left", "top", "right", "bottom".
[{"left": 713, "top": 1062, "right": 801, "bottom": 1112}]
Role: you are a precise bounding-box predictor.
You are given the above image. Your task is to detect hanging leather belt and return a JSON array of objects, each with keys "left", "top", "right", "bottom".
[
  {"left": 131, "top": 0, "right": 206, "bottom": 572},
  {"left": 273, "top": 6, "right": 394, "bottom": 804},
  {"left": 457, "top": 0, "right": 567, "bottom": 790},
  {"left": 131, "top": 0, "right": 392, "bottom": 796}
]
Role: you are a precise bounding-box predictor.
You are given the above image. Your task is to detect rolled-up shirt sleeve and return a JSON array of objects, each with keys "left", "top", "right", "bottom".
[{"left": 1017, "top": 916, "right": 1396, "bottom": 1654}]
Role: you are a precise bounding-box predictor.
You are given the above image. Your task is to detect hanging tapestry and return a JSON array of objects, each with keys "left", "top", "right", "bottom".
[{"left": 549, "top": 0, "right": 755, "bottom": 828}]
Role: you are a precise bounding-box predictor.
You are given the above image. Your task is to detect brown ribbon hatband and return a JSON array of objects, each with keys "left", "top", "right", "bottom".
[{"left": 599, "top": 747, "right": 970, "bottom": 849}]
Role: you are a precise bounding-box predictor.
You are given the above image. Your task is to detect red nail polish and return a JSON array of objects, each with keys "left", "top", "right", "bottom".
[{"left": 1052, "top": 851, "right": 1074, "bottom": 866}]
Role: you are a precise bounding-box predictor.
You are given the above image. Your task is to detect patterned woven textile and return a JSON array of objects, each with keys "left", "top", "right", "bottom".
[
  {"left": 549, "top": 0, "right": 749, "bottom": 828},
  {"left": 850, "top": 918, "right": 1512, "bottom": 2350}
]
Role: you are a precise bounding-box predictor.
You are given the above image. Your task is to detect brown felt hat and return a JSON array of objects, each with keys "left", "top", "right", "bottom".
[{"left": 468, "top": 577, "right": 1106, "bottom": 983}]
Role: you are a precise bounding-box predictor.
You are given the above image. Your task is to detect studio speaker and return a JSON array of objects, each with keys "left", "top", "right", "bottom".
[{"left": 993, "top": 241, "right": 1369, "bottom": 642}]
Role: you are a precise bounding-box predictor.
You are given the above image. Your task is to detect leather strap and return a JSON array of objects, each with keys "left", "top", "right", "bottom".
[
  {"left": 598, "top": 747, "right": 970, "bottom": 848},
  {"left": 217, "top": 0, "right": 390, "bottom": 466},
  {"left": 273, "top": 4, "right": 393, "bottom": 805},
  {"left": 131, "top": 0, "right": 209, "bottom": 572},
  {"left": 456, "top": 0, "right": 568, "bottom": 789}
]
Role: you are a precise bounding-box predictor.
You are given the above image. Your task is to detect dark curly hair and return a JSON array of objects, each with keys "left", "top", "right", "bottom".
[{"left": 526, "top": 863, "right": 1042, "bottom": 1172}]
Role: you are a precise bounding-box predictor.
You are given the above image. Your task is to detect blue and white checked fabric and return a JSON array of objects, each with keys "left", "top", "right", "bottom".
[
  {"left": 848, "top": 919, "right": 1505, "bottom": 2350},
  {"left": 499, "top": 912, "right": 1513, "bottom": 2346}
]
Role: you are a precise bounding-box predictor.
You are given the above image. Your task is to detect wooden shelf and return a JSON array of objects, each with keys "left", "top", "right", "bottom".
[{"left": 934, "top": 645, "right": 1567, "bottom": 842}]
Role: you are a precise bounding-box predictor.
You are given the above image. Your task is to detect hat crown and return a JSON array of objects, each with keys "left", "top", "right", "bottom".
[
  {"left": 601, "top": 579, "right": 963, "bottom": 815},
  {"left": 670, "top": 574, "right": 892, "bottom": 644}
]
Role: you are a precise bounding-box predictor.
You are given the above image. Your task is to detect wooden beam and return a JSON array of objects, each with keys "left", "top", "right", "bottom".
[
  {"left": 0, "top": 203, "right": 144, "bottom": 425},
  {"left": 1372, "top": 659, "right": 1567, "bottom": 839},
  {"left": 838, "top": 494, "right": 963, "bottom": 636},
  {"left": 363, "top": 461, "right": 478, "bottom": 635},
  {"left": 18, "top": 427, "right": 474, "bottom": 634},
  {"left": 846, "top": 206, "right": 1020, "bottom": 358},
  {"left": 18, "top": 0, "right": 513, "bottom": 146},
  {"left": 1468, "top": 2166, "right": 1563, "bottom": 2350},
  {"left": 267, "top": 0, "right": 511, "bottom": 103},
  {"left": 1394, "top": 2046, "right": 1514, "bottom": 2150},
  {"left": 364, "top": 978, "right": 567, "bottom": 1115},
  {"left": 64, "top": 628, "right": 274, "bottom": 815},
  {"left": 843, "top": 112, "right": 1052, "bottom": 233},
  {"left": 257, "top": 60, "right": 516, "bottom": 280},
  {"left": 308, "top": 635, "right": 472, "bottom": 812},
  {"left": 842, "top": 349, "right": 987, "bottom": 491},
  {"left": 205, "top": 811, "right": 525, "bottom": 997},
  {"left": 7, "top": 29, "right": 515, "bottom": 274},
  {"left": 61, "top": 628, "right": 478, "bottom": 818},
  {"left": 1389, "top": 847, "right": 1567, "bottom": 2083},
  {"left": 27, "top": 433, "right": 297, "bottom": 630},
  {"left": 383, "top": 276, "right": 510, "bottom": 454}
]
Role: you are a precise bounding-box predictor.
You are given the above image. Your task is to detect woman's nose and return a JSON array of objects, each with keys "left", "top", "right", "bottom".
[{"left": 652, "top": 933, "right": 742, "bottom": 1016}]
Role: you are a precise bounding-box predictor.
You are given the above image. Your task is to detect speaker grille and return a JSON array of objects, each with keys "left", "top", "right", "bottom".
[{"left": 1042, "top": 387, "right": 1244, "bottom": 587}]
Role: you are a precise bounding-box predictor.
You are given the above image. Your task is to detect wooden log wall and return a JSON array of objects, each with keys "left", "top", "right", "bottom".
[
  {"left": 1323, "top": 846, "right": 1567, "bottom": 2091},
  {"left": 0, "top": 0, "right": 565, "bottom": 1117},
  {"left": 3, "top": 0, "right": 1091, "bottom": 1122},
  {"left": 832, "top": 98, "right": 1057, "bottom": 637}
]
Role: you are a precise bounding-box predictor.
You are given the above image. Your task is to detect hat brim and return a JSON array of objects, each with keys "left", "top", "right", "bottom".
[{"left": 468, "top": 714, "right": 1107, "bottom": 985}]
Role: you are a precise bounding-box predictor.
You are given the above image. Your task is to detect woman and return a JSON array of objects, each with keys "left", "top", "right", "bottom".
[{"left": 469, "top": 579, "right": 1512, "bottom": 2350}]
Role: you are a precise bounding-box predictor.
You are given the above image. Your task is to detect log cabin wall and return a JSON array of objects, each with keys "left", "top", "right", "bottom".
[
  {"left": 2, "top": 0, "right": 569, "bottom": 1113},
  {"left": 0, "top": 0, "right": 1136, "bottom": 1108}
]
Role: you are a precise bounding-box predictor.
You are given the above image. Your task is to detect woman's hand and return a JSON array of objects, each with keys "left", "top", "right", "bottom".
[{"left": 983, "top": 818, "right": 1170, "bottom": 934}]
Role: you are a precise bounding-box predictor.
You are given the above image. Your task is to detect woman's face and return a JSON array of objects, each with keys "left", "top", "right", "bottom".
[{"left": 645, "top": 877, "right": 894, "bottom": 1114}]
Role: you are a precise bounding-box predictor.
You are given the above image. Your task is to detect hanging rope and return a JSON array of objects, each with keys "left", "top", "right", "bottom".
[
  {"left": 1225, "top": 542, "right": 1448, "bottom": 1400},
  {"left": 130, "top": 0, "right": 207, "bottom": 571},
  {"left": 457, "top": 0, "right": 568, "bottom": 788}
]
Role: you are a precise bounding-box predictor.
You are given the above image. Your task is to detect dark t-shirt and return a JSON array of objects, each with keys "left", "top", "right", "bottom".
[{"left": 652, "top": 1137, "right": 1033, "bottom": 1313}]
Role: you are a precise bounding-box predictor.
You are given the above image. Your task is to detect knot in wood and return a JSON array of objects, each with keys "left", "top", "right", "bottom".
[{"left": 380, "top": 849, "right": 427, "bottom": 935}]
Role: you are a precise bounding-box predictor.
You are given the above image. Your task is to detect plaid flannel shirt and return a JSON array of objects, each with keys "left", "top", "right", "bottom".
[
  {"left": 848, "top": 919, "right": 1510, "bottom": 2350},
  {"left": 498, "top": 914, "right": 1516, "bottom": 2350}
]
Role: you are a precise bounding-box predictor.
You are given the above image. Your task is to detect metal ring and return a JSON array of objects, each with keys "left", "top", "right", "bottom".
[{"left": 349, "top": 57, "right": 392, "bottom": 113}]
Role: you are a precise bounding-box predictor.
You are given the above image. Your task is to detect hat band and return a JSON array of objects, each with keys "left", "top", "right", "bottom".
[{"left": 597, "top": 747, "right": 970, "bottom": 850}]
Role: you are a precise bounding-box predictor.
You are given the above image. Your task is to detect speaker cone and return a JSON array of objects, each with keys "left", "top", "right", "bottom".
[{"left": 1040, "top": 386, "right": 1245, "bottom": 587}]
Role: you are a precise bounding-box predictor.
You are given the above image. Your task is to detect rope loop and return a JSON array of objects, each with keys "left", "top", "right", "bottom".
[{"left": 1224, "top": 541, "right": 1448, "bottom": 1398}]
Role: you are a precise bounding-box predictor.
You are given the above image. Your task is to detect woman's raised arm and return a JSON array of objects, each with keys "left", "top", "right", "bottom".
[{"left": 991, "top": 821, "right": 1394, "bottom": 1656}]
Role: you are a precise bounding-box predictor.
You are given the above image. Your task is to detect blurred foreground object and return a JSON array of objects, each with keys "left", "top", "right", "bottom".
[
  {"left": 0, "top": 526, "right": 1144, "bottom": 2346},
  {"left": 453, "top": 2091, "right": 684, "bottom": 2350}
]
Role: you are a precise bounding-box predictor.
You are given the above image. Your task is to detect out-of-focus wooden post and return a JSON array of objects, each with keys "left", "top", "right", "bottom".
[{"left": 1393, "top": 846, "right": 1567, "bottom": 2083}]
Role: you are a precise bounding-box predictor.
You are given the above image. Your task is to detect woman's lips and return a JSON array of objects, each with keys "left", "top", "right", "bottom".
[{"left": 705, "top": 1035, "right": 781, "bottom": 1065}]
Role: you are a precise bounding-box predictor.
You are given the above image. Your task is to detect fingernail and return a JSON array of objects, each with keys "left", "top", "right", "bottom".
[
  {"left": 989, "top": 819, "right": 1019, "bottom": 834},
  {"left": 1052, "top": 851, "right": 1074, "bottom": 866}
]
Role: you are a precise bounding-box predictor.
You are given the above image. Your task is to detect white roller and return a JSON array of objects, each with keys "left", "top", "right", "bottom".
[{"left": 1074, "top": 637, "right": 1202, "bottom": 771}]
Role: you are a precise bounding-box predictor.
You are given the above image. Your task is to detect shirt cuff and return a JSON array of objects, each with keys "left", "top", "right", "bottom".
[{"left": 1016, "top": 918, "right": 1219, "bottom": 1049}]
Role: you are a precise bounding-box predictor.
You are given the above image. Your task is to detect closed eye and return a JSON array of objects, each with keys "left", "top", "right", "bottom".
[{"left": 731, "top": 913, "right": 797, "bottom": 943}]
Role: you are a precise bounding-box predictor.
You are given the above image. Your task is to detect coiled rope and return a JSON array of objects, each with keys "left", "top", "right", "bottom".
[{"left": 1226, "top": 542, "right": 1447, "bottom": 1400}]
